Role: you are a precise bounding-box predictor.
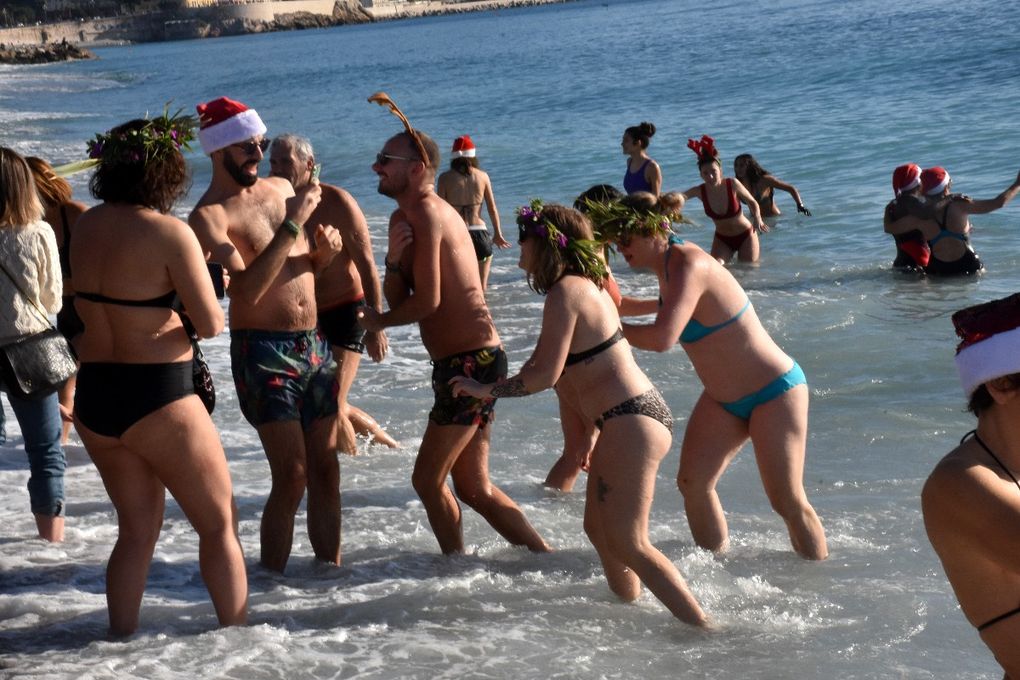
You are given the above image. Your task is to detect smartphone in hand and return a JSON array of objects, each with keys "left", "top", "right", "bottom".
[{"left": 207, "top": 262, "right": 226, "bottom": 299}]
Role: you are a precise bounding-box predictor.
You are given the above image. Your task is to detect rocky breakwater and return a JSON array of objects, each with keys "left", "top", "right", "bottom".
[
  {"left": 171, "top": 0, "right": 372, "bottom": 40},
  {"left": 0, "top": 38, "right": 96, "bottom": 64}
]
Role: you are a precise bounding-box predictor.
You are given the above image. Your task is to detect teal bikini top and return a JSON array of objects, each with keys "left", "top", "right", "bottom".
[
  {"left": 929, "top": 197, "right": 969, "bottom": 247},
  {"left": 679, "top": 299, "right": 750, "bottom": 343},
  {"left": 660, "top": 233, "right": 750, "bottom": 344}
]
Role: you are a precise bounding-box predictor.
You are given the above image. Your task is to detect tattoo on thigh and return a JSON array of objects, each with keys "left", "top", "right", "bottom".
[
  {"left": 491, "top": 376, "right": 528, "bottom": 398},
  {"left": 597, "top": 476, "right": 610, "bottom": 503}
]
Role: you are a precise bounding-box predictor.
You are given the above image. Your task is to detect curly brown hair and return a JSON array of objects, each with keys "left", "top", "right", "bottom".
[
  {"left": 520, "top": 204, "right": 606, "bottom": 295},
  {"left": 89, "top": 119, "right": 190, "bottom": 213}
]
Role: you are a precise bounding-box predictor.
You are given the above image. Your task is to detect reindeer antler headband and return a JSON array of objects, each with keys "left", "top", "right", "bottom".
[
  {"left": 368, "top": 92, "right": 431, "bottom": 168},
  {"left": 687, "top": 134, "right": 718, "bottom": 163}
]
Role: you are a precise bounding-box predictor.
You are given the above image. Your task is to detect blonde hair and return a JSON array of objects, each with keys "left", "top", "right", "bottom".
[
  {"left": 0, "top": 147, "right": 44, "bottom": 227},
  {"left": 26, "top": 156, "right": 73, "bottom": 208}
]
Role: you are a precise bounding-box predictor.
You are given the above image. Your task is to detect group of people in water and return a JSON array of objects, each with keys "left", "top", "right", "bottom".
[
  {"left": 1, "top": 100, "right": 1018, "bottom": 674},
  {"left": 884, "top": 162, "right": 1020, "bottom": 276}
]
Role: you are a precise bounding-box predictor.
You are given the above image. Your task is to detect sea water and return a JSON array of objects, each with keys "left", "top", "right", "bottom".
[{"left": 2, "top": 0, "right": 1019, "bottom": 676}]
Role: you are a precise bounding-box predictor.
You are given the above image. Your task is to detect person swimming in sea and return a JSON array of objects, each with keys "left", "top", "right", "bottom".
[{"left": 732, "top": 153, "right": 810, "bottom": 223}]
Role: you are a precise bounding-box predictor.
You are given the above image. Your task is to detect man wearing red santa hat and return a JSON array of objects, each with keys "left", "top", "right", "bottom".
[{"left": 189, "top": 96, "right": 345, "bottom": 573}]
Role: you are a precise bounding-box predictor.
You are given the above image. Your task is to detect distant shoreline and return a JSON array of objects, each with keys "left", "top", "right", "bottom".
[{"left": 0, "top": 0, "right": 574, "bottom": 61}]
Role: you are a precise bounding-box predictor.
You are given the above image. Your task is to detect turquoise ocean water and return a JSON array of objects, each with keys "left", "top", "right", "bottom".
[{"left": 2, "top": 0, "right": 1020, "bottom": 676}]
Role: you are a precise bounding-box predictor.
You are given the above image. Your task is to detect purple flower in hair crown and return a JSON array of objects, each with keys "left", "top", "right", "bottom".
[{"left": 86, "top": 103, "right": 196, "bottom": 167}]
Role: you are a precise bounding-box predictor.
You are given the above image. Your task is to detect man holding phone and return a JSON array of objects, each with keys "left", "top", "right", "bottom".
[
  {"left": 188, "top": 97, "right": 345, "bottom": 573},
  {"left": 269, "top": 134, "right": 397, "bottom": 454}
]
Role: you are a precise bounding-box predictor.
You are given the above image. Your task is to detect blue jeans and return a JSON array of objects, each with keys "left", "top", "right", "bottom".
[{"left": 5, "top": 391, "right": 66, "bottom": 516}]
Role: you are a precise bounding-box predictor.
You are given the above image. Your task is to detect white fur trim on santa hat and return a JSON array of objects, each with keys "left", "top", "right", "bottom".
[
  {"left": 451, "top": 148, "right": 476, "bottom": 159},
  {"left": 955, "top": 326, "right": 1020, "bottom": 397},
  {"left": 199, "top": 109, "right": 267, "bottom": 155},
  {"left": 896, "top": 176, "right": 920, "bottom": 195}
]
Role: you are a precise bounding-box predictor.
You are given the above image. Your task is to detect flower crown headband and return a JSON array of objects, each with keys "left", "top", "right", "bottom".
[
  {"left": 687, "top": 134, "right": 719, "bottom": 163},
  {"left": 581, "top": 197, "right": 679, "bottom": 243},
  {"left": 368, "top": 91, "right": 431, "bottom": 168},
  {"left": 86, "top": 105, "right": 196, "bottom": 166},
  {"left": 516, "top": 199, "right": 607, "bottom": 280}
]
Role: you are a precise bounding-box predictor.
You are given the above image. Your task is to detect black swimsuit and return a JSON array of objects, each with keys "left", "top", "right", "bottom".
[
  {"left": 967, "top": 431, "right": 1020, "bottom": 633},
  {"left": 74, "top": 288, "right": 194, "bottom": 438}
]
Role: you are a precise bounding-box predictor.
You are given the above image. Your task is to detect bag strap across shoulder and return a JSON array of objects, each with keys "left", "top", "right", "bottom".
[{"left": 0, "top": 257, "right": 56, "bottom": 331}]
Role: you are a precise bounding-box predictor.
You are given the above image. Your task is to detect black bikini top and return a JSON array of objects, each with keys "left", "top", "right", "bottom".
[
  {"left": 76, "top": 289, "right": 178, "bottom": 308},
  {"left": 564, "top": 328, "right": 623, "bottom": 366}
]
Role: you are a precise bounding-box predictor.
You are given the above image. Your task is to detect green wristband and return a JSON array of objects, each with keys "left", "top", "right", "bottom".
[
  {"left": 282, "top": 219, "right": 301, "bottom": 237},
  {"left": 384, "top": 257, "right": 401, "bottom": 273}
]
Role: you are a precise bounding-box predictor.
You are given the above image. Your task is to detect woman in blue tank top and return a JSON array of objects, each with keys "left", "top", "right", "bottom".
[
  {"left": 588, "top": 192, "right": 828, "bottom": 562},
  {"left": 621, "top": 121, "right": 662, "bottom": 196}
]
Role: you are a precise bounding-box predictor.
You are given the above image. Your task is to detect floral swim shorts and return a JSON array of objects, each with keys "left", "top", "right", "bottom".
[
  {"left": 429, "top": 345, "right": 507, "bottom": 427},
  {"left": 230, "top": 328, "right": 339, "bottom": 429}
]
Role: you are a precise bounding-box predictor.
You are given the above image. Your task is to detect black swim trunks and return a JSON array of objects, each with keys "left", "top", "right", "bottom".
[
  {"left": 230, "top": 328, "right": 339, "bottom": 429},
  {"left": 318, "top": 298, "right": 367, "bottom": 353},
  {"left": 468, "top": 227, "right": 493, "bottom": 262},
  {"left": 429, "top": 345, "right": 507, "bottom": 427}
]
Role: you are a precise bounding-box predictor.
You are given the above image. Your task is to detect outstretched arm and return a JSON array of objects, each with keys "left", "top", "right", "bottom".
[
  {"left": 766, "top": 175, "right": 810, "bottom": 215},
  {"left": 622, "top": 250, "right": 702, "bottom": 352},
  {"left": 451, "top": 284, "right": 577, "bottom": 399},
  {"left": 734, "top": 178, "right": 766, "bottom": 232},
  {"left": 958, "top": 170, "right": 1020, "bottom": 215}
]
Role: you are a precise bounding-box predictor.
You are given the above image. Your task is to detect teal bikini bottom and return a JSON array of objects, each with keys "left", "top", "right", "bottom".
[{"left": 720, "top": 361, "right": 806, "bottom": 420}]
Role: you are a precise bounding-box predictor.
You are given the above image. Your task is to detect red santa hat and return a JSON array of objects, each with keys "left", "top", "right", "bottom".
[
  {"left": 953, "top": 293, "right": 1020, "bottom": 397},
  {"left": 450, "top": 135, "right": 476, "bottom": 159},
  {"left": 921, "top": 166, "right": 951, "bottom": 196},
  {"left": 195, "top": 97, "right": 267, "bottom": 155},
  {"left": 892, "top": 163, "right": 921, "bottom": 196}
]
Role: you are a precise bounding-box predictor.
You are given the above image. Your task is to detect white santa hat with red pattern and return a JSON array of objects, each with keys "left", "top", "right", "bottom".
[
  {"left": 450, "top": 135, "right": 477, "bottom": 159},
  {"left": 196, "top": 96, "right": 267, "bottom": 155}
]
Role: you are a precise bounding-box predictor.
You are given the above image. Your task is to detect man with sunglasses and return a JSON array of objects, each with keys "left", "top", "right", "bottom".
[
  {"left": 189, "top": 97, "right": 346, "bottom": 574},
  {"left": 359, "top": 130, "right": 550, "bottom": 555}
]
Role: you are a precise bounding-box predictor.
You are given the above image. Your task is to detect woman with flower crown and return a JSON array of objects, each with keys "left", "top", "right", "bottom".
[
  {"left": 677, "top": 135, "right": 766, "bottom": 264},
  {"left": 450, "top": 201, "right": 707, "bottom": 625},
  {"left": 71, "top": 112, "right": 247, "bottom": 635},
  {"left": 589, "top": 192, "right": 827, "bottom": 561}
]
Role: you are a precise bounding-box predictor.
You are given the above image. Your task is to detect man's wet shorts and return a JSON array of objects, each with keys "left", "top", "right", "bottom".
[
  {"left": 230, "top": 328, "right": 339, "bottom": 429},
  {"left": 430, "top": 345, "right": 507, "bottom": 427},
  {"left": 318, "top": 297, "right": 367, "bottom": 353}
]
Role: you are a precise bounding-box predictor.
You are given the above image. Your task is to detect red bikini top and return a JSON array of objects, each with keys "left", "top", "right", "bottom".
[{"left": 701, "top": 178, "right": 741, "bottom": 220}]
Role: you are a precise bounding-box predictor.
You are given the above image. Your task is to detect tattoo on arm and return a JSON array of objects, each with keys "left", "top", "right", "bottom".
[
  {"left": 597, "top": 476, "right": 610, "bottom": 503},
  {"left": 491, "top": 376, "right": 529, "bottom": 398}
]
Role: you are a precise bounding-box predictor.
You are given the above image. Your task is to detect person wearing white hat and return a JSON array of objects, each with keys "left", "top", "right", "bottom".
[
  {"left": 436, "top": 134, "right": 509, "bottom": 291},
  {"left": 886, "top": 166, "right": 1020, "bottom": 276},
  {"left": 923, "top": 293, "right": 1020, "bottom": 677},
  {"left": 189, "top": 96, "right": 346, "bottom": 574}
]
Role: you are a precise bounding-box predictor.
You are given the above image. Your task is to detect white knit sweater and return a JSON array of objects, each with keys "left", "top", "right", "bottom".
[{"left": 0, "top": 220, "right": 63, "bottom": 345}]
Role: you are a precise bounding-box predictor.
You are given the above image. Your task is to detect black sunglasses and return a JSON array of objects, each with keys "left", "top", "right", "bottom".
[
  {"left": 375, "top": 152, "right": 419, "bottom": 166},
  {"left": 517, "top": 224, "right": 530, "bottom": 245},
  {"left": 232, "top": 138, "right": 270, "bottom": 155}
]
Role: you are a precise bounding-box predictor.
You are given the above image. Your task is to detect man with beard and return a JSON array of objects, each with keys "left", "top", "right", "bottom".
[
  {"left": 268, "top": 134, "right": 398, "bottom": 455},
  {"left": 188, "top": 97, "right": 345, "bottom": 573},
  {"left": 358, "top": 129, "right": 550, "bottom": 554}
]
